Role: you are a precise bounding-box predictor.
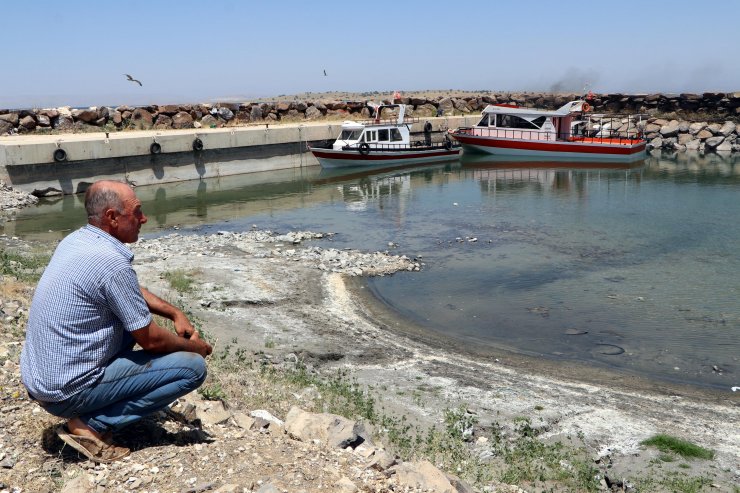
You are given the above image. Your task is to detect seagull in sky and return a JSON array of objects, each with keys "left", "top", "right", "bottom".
[
  {"left": 323, "top": 69, "right": 327, "bottom": 76},
  {"left": 124, "top": 74, "right": 142, "bottom": 86}
]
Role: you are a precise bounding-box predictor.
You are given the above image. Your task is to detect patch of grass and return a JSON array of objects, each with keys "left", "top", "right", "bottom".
[
  {"left": 641, "top": 434, "right": 715, "bottom": 460},
  {"left": 661, "top": 473, "right": 713, "bottom": 493},
  {"left": 198, "top": 383, "right": 226, "bottom": 401},
  {"left": 161, "top": 269, "right": 196, "bottom": 293},
  {"left": 497, "top": 417, "right": 600, "bottom": 490},
  {"left": 264, "top": 338, "right": 275, "bottom": 349},
  {"left": 0, "top": 248, "right": 49, "bottom": 282}
]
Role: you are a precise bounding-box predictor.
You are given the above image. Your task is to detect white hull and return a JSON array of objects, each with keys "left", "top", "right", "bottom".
[{"left": 310, "top": 147, "right": 460, "bottom": 169}]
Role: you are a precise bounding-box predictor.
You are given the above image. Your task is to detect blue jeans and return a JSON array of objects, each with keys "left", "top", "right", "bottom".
[{"left": 39, "top": 349, "right": 207, "bottom": 434}]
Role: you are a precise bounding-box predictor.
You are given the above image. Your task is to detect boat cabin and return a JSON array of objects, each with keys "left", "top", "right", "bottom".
[
  {"left": 332, "top": 104, "right": 414, "bottom": 150},
  {"left": 474, "top": 101, "right": 589, "bottom": 141},
  {"left": 472, "top": 101, "right": 644, "bottom": 142},
  {"left": 332, "top": 122, "right": 408, "bottom": 150}
]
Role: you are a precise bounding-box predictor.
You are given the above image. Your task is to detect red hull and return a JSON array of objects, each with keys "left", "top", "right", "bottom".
[{"left": 452, "top": 133, "right": 646, "bottom": 156}]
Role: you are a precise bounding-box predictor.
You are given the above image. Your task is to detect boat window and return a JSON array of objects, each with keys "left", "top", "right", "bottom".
[
  {"left": 531, "top": 116, "right": 547, "bottom": 128},
  {"left": 497, "top": 114, "right": 540, "bottom": 129},
  {"left": 391, "top": 128, "right": 403, "bottom": 141},
  {"left": 365, "top": 130, "right": 376, "bottom": 142},
  {"left": 339, "top": 129, "right": 363, "bottom": 140},
  {"left": 477, "top": 114, "right": 490, "bottom": 126},
  {"left": 378, "top": 129, "right": 389, "bottom": 141}
]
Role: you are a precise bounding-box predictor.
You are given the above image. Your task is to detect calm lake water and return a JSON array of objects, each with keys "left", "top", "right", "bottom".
[{"left": 5, "top": 151, "right": 739, "bottom": 390}]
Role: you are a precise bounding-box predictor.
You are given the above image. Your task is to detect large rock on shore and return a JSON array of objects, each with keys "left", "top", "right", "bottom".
[
  {"left": 172, "top": 111, "right": 194, "bottom": 129},
  {"left": 285, "top": 407, "right": 366, "bottom": 448}
]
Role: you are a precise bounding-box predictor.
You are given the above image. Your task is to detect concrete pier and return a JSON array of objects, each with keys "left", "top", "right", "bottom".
[{"left": 0, "top": 116, "right": 475, "bottom": 195}]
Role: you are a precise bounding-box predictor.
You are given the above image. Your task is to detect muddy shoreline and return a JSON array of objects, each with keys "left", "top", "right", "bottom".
[{"left": 125, "top": 231, "right": 739, "bottom": 486}]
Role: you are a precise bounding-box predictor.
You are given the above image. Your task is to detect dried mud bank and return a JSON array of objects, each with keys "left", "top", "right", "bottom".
[
  {"left": 1, "top": 230, "right": 739, "bottom": 492},
  {"left": 133, "top": 233, "right": 739, "bottom": 485}
]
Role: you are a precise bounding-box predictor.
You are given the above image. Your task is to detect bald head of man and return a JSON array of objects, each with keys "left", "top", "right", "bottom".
[{"left": 85, "top": 180, "right": 148, "bottom": 243}]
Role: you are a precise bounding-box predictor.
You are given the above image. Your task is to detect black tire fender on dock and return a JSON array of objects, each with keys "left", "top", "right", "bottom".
[
  {"left": 192, "top": 138, "right": 204, "bottom": 151},
  {"left": 53, "top": 148, "right": 67, "bottom": 162},
  {"left": 424, "top": 121, "right": 432, "bottom": 133},
  {"left": 358, "top": 142, "right": 370, "bottom": 155},
  {"left": 150, "top": 142, "right": 162, "bottom": 154}
]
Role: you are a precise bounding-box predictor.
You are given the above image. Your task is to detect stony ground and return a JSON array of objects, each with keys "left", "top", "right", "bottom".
[
  {"left": 1, "top": 213, "right": 739, "bottom": 492},
  {"left": 0, "top": 182, "right": 37, "bottom": 220}
]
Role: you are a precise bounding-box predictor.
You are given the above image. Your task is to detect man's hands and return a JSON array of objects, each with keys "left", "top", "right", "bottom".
[
  {"left": 172, "top": 308, "right": 212, "bottom": 356},
  {"left": 132, "top": 320, "right": 212, "bottom": 357},
  {"left": 173, "top": 312, "right": 196, "bottom": 339},
  {"left": 140, "top": 287, "right": 213, "bottom": 357},
  {"left": 185, "top": 331, "right": 213, "bottom": 357}
]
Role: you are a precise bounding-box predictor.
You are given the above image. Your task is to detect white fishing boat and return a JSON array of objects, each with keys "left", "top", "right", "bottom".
[
  {"left": 449, "top": 100, "right": 646, "bottom": 160},
  {"left": 308, "top": 104, "right": 460, "bottom": 169}
]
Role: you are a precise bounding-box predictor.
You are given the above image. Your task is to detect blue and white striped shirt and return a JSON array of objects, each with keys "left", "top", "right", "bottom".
[{"left": 20, "top": 225, "right": 152, "bottom": 402}]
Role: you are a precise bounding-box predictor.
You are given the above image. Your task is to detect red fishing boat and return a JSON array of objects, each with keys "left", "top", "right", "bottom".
[{"left": 449, "top": 100, "right": 646, "bottom": 161}]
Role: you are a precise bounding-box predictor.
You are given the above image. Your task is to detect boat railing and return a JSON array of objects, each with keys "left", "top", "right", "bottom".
[
  {"left": 453, "top": 127, "right": 646, "bottom": 145},
  {"left": 341, "top": 140, "right": 457, "bottom": 152}
]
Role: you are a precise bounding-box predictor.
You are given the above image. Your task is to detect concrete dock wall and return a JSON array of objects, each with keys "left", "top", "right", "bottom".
[{"left": 0, "top": 116, "right": 475, "bottom": 194}]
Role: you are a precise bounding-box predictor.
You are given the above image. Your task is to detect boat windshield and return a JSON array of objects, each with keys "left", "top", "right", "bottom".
[
  {"left": 477, "top": 114, "right": 490, "bottom": 126},
  {"left": 498, "top": 115, "right": 541, "bottom": 130},
  {"left": 339, "top": 129, "right": 363, "bottom": 141}
]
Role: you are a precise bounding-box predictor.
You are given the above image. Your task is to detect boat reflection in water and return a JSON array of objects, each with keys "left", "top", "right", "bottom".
[
  {"left": 460, "top": 151, "right": 646, "bottom": 170},
  {"left": 314, "top": 161, "right": 459, "bottom": 214},
  {"left": 458, "top": 152, "right": 646, "bottom": 196}
]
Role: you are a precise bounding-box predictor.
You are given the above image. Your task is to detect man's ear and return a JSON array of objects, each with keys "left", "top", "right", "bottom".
[{"left": 103, "top": 208, "right": 117, "bottom": 226}]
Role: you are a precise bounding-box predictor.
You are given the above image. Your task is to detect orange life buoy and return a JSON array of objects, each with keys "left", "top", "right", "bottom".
[{"left": 582, "top": 102, "right": 591, "bottom": 112}]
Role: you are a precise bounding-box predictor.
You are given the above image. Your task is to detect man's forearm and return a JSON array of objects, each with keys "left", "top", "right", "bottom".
[
  {"left": 132, "top": 320, "right": 212, "bottom": 357},
  {"left": 140, "top": 286, "right": 197, "bottom": 338},
  {"left": 141, "top": 287, "right": 182, "bottom": 321}
]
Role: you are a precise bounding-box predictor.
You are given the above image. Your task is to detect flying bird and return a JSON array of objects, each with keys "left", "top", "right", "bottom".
[
  {"left": 323, "top": 69, "right": 327, "bottom": 76},
  {"left": 124, "top": 74, "right": 142, "bottom": 86}
]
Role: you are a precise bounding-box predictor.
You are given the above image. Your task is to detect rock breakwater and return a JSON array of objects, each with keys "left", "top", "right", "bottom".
[
  {"left": 643, "top": 118, "right": 738, "bottom": 152},
  {"left": 3, "top": 91, "right": 739, "bottom": 155},
  {"left": 2, "top": 91, "right": 738, "bottom": 142}
]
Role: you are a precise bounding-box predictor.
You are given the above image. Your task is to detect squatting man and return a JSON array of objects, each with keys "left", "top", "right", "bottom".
[{"left": 21, "top": 180, "right": 212, "bottom": 463}]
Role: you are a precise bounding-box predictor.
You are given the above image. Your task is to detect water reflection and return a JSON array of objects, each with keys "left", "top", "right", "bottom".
[{"left": 5, "top": 167, "right": 325, "bottom": 240}]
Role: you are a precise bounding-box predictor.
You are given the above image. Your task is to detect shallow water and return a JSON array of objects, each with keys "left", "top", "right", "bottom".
[{"left": 5, "top": 151, "right": 739, "bottom": 389}]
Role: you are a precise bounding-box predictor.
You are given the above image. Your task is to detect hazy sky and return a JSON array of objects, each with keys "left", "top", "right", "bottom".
[{"left": 2, "top": 0, "right": 738, "bottom": 109}]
